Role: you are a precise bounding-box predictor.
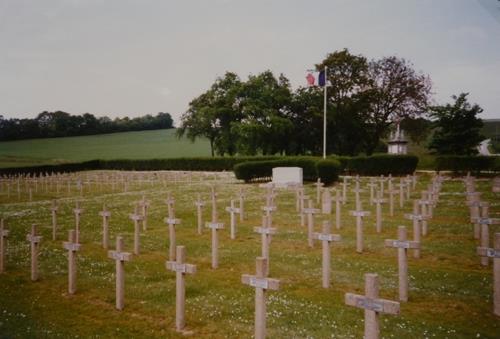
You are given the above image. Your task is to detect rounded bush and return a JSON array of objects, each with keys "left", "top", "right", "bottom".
[{"left": 316, "top": 159, "right": 341, "bottom": 185}]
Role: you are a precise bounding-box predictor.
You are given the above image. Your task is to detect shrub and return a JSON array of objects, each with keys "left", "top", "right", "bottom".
[
  {"left": 315, "top": 159, "right": 341, "bottom": 185},
  {"left": 233, "top": 157, "right": 320, "bottom": 183},
  {"left": 435, "top": 155, "right": 498, "bottom": 174},
  {"left": 0, "top": 156, "right": 280, "bottom": 176},
  {"left": 347, "top": 154, "right": 419, "bottom": 176}
]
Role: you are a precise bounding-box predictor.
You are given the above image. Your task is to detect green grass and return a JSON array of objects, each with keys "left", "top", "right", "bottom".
[
  {"left": 0, "top": 172, "right": 498, "bottom": 337},
  {"left": 0, "top": 129, "right": 211, "bottom": 168}
]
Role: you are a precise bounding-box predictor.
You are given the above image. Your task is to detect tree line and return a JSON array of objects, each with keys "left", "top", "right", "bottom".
[
  {"left": 177, "top": 49, "right": 433, "bottom": 156},
  {"left": 0, "top": 111, "right": 174, "bottom": 141},
  {"left": 178, "top": 48, "right": 486, "bottom": 156}
]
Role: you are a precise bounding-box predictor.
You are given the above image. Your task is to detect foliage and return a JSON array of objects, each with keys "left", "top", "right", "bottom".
[
  {"left": 315, "top": 158, "right": 341, "bottom": 185},
  {"left": 176, "top": 72, "right": 243, "bottom": 156},
  {"left": 434, "top": 155, "right": 499, "bottom": 174},
  {"left": 400, "top": 117, "right": 432, "bottom": 145},
  {"left": 178, "top": 50, "right": 433, "bottom": 157},
  {"left": 428, "top": 93, "right": 484, "bottom": 155},
  {"left": 361, "top": 56, "right": 432, "bottom": 154},
  {"left": 346, "top": 154, "right": 419, "bottom": 176},
  {"left": 0, "top": 156, "right": 280, "bottom": 176},
  {"left": 233, "top": 157, "right": 319, "bottom": 183},
  {"left": 0, "top": 112, "right": 173, "bottom": 141}
]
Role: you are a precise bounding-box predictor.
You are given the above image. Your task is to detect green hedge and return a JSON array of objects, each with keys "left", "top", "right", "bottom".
[
  {"left": 316, "top": 159, "right": 341, "bottom": 185},
  {"left": 0, "top": 156, "right": 279, "bottom": 177},
  {"left": 233, "top": 157, "right": 320, "bottom": 183},
  {"left": 346, "top": 154, "right": 418, "bottom": 176},
  {"left": 435, "top": 155, "right": 499, "bottom": 174}
]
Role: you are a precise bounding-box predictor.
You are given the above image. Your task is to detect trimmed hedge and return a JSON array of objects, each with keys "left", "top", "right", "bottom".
[
  {"left": 316, "top": 159, "right": 341, "bottom": 185},
  {"left": 435, "top": 155, "right": 499, "bottom": 174},
  {"left": 0, "top": 156, "right": 279, "bottom": 177},
  {"left": 346, "top": 154, "right": 418, "bottom": 176},
  {"left": 233, "top": 157, "right": 320, "bottom": 183}
]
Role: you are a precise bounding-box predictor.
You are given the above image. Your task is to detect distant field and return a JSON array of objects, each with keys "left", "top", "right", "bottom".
[{"left": 0, "top": 129, "right": 211, "bottom": 168}]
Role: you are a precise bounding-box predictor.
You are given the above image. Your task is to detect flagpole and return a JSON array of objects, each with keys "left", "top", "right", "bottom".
[{"left": 323, "top": 66, "right": 327, "bottom": 159}]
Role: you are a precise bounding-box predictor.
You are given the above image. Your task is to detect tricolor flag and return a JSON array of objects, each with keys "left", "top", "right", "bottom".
[{"left": 306, "top": 70, "right": 326, "bottom": 87}]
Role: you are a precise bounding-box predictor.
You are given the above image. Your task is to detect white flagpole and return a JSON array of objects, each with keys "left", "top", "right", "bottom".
[{"left": 323, "top": 66, "right": 328, "bottom": 159}]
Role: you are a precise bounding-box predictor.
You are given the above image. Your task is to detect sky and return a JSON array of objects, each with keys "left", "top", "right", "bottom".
[{"left": 1, "top": 0, "right": 500, "bottom": 124}]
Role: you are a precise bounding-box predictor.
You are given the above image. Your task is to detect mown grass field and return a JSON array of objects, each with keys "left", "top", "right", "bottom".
[
  {"left": 0, "top": 172, "right": 498, "bottom": 338},
  {"left": 0, "top": 129, "right": 211, "bottom": 168}
]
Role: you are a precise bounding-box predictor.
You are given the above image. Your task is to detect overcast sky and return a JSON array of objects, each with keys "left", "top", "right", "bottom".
[{"left": 1, "top": 0, "right": 499, "bottom": 123}]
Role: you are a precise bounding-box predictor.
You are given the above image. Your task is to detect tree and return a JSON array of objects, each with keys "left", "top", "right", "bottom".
[
  {"left": 400, "top": 117, "right": 432, "bottom": 145},
  {"left": 315, "top": 49, "right": 371, "bottom": 155},
  {"left": 177, "top": 72, "right": 242, "bottom": 156},
  {"left": 362, "top": 56, "right": 432, "bottom": 154},
  {"left": 428, "top": 93, "right": 484, "bottom": 155},
  {"left": 231, "top": 71, "right": 293, "bottom": 155}
]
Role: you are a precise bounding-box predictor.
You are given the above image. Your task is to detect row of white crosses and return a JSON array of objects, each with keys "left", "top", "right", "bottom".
[{"left": 465, "top": 176, "right": 500, "bottom": 316}]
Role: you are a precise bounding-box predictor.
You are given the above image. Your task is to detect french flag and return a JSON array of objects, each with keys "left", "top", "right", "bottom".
[{"left": 306, "top": 70, "right": 326, "bottom": 87}]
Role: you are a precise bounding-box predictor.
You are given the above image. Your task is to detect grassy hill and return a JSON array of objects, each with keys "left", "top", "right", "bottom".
[{"left": 0, "top": 129, "right": 211, "bottom": 168}]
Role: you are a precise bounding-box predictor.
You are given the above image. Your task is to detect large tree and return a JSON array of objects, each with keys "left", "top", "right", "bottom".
[
  {"left": 428, "top": 93, "right": 484, "bottom": 155},
  {"left": 315, "top": 49, "right": 371, "bottom": 155},
  {"left": 231, "top": 71, "right": 293, "bottom": 155},
  {"left": 362, "top": 56, "right": 432, "bottom": 154},
  {"left": 177, "top": 72, "right": 242, "bottom": 156}
]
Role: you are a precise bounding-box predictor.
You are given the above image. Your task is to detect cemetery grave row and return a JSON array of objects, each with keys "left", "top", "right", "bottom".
[{"left": 0, "top": 170, "right": 498, "bottom": 338}]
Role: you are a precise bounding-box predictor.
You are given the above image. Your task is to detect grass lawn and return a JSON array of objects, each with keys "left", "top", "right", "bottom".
[
  {"left": 0, "top": 129, "right": 211, "bottom": 168},
  {"left": 0, "top": 171, "right": 498, "bottom": 337}
]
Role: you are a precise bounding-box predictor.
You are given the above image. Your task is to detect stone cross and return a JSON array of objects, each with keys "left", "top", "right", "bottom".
[
  {"left": 321, "top": 189, "right": 332, "bottom": 214},
  {"left": 165, "top": 192, "right": 175, "bottom": 220},
  {"left": 418, "top": 195, "right": 431, "bottom": 236},
  {"left": 312, "top": 220, "right": 341, "bottom": 288},
  {"left": 303, "top": 200, "right": 320, "bottom": 248},
  {"left": 238, "top": 188, "right": 245, "bottom": 221},
  {"left": 314, "top": 178, "right": 324, "bottom": 204},
  {"left": 99, "top": 204, "right": 111, "bottom": 249},
  {"left": 333, "top": 188, "right": 344, "bottom": 229},
  {"left": 378, "top": 175, "right": 387, "bottom": 197},
  {"left": 372, "top": 191, "right": 387, "bottom": 233},
  {"left": 261, "top": 202, "right": 277, "bottom": 230},
  {"left": 0, "top": 219, "right": 9, "bottom": 274},
  {"left": 473, "top": 210, "right": 500, "bottom": 267},
  {"left": 299, "top": 193, "right": 309, "bottom": 227},
  {"left": 254, "top": 215, "right": 277, "bottom": 265},
  {"left": 242, "top": 257, "right": 280, "bottom": 339},
  {"left": 166, "top": 246, "right": 197, "bottom": 332},
  {"left": 205, "top": 219, "right": 224, "bottom": 269},
  {"left": 345, "top": 273, "right": 400, "bottom": 339},
  {"left": 384, "top": 226, "right": 420, "bottom": 302},
  {"left": 225, "top": 200, "right": 241, "bottom": 240},
  {"left": 467, "top": 198, "right": 483, "bottom": 240},
  {"left": 476, "top": 233, "right": 500, "bottom": 316},
  {"left": 194, "top": 193, "right": 205, "bottom": 235},
  {"left": 210, "top": 186, "right": 218, "bottom": 222},
  {"left": 352, "top": 176, "right": 364, "bottom": 209},
  {"left": 350, "top": 201, "right": 371, "bottom": 253},
  {"left": 63, "top": 229, "right": 81, "bottom": 294},
  {"left": 397, "top": 179, "right": 405, "bottom": 208},
  {"left": 108, "top": 236, "right": 132, "bottom": 310},
  {"left": 404, "top": 176, "right": 412, "bottom": 200},
  {"left": 73, "top": 201, "right": 83, "bottom": 243},
  {"left": 129, "top": 204, "right": 143, "bottom": 255},
  {"left": 26, "top": 224, "right": 42, "bottom": 281},
  {"left": 387, "top": 183, "right": 398, "bottom": 217},
  {"left": 367, "top": 180, "right": 378, "bottom": 206},
  {"left": 341, "top": 176, "right": 350, "bottom": 205},
  {"left": 165, "top": 205, "right": 181, "bottom": 261},
  {"left": 404, "top": 200, "right": 425, "bottom": 259},
  {"left": 295, "top": 186, "right": 303, "bottom": 212},
  {"left": 138, "top": 195, "right": 150, "bottom": 231},
  {"left": 51, "top": 199, "right": 58, "bottom": 241}
]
